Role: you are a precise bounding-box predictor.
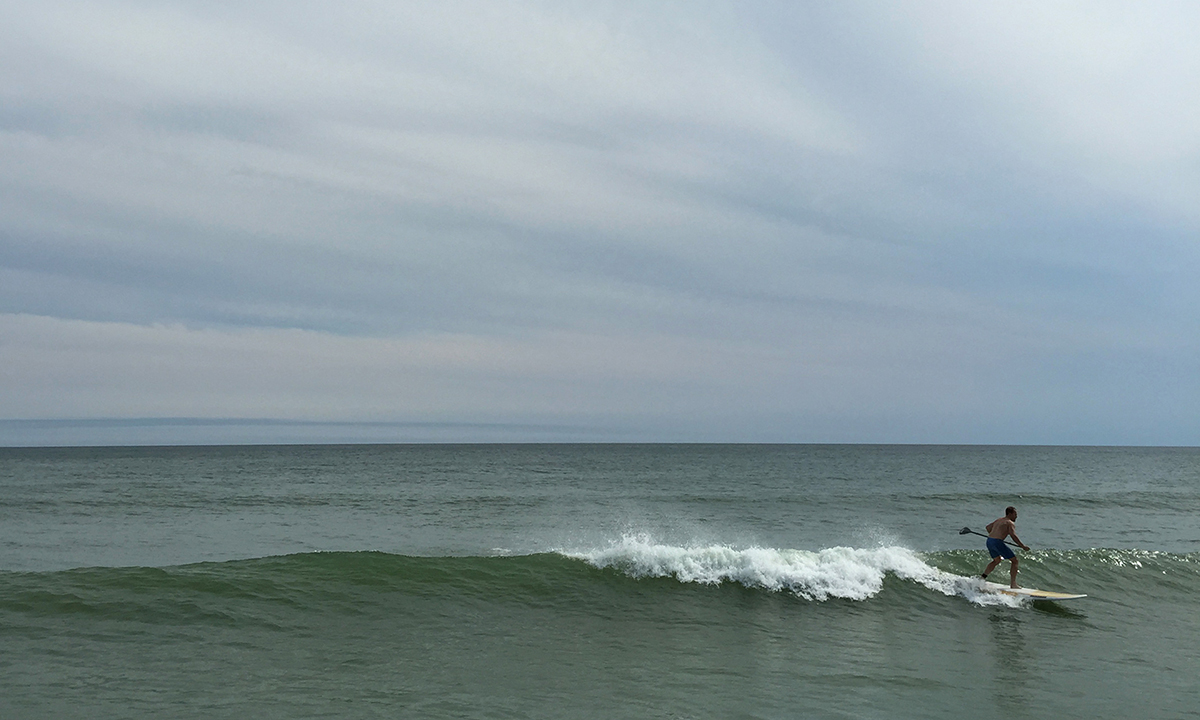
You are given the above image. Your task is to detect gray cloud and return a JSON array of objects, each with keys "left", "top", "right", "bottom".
[{"left": 2, "top": 1, "right": 1198, "bottom": 444}]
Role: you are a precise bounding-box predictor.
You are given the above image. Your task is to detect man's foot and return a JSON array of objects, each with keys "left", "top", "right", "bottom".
[
  {"left": 980, "top": 574, "right": 988, "bottom": 579},
  {"left": 1009, "top": 585, "right": 1021, "bottom": 589}
]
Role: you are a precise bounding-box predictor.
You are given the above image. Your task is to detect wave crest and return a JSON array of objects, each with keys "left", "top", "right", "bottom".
[{"left": 563, "top": 534, "right": 1019, "bottom": 605}]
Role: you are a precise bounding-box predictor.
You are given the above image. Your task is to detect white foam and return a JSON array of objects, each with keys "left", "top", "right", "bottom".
[{"left": 564, "top": 534, "right": 1025, "bottom": 606}]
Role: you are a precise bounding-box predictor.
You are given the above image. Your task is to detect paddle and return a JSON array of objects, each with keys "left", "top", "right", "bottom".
[{"left": 959, "top": 527, "right": 1019, "bottom": 548}]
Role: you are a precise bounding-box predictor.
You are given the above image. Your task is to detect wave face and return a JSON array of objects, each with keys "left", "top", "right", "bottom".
[{"left": 4, "top": 543, "right": 1196, "bottom": 621}]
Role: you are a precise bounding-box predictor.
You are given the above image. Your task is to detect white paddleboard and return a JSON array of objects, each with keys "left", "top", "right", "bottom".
[{"left": 980, "top": 580, "right": 1086, "bottom": 601}]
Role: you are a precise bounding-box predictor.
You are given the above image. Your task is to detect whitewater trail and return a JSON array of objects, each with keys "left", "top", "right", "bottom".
[{"left": 564, "top": 534, "right": 1024, "bottom": 606}]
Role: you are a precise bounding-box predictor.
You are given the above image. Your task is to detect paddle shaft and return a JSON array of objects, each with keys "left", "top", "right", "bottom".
[{"left": 961, "top": 528, "right": 1020, "bottom": 549}]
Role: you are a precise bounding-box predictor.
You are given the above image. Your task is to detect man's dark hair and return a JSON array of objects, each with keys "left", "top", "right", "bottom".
[{"left": 1005, "top": 506, "right": 1017, "bottom": 515}]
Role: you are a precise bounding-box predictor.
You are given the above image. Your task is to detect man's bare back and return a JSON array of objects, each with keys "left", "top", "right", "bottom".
[{"left": 986, "top": 516, "right": 1016, "bottom": 541}]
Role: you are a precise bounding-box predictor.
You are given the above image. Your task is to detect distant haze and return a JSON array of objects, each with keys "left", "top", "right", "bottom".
[{"left": 2, "top": 2, "right": 1198, "bottom": 445}]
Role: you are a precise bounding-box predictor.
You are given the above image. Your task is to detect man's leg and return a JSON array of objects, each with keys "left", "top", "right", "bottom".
[
  {"left": 983, "top": 556, "right": 1002, "bottom": 578},
  {"left": 1008, "top": 556, "right": 1020, "bottom": 588}
]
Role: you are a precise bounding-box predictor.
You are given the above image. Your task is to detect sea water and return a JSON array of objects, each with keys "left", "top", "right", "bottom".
[{"left": 1, "top": 444, "right": 1197, "bottom": 719}]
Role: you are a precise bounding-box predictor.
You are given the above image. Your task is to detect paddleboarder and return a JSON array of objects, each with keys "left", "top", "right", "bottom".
[{"left": 980, "top": 506, "right": 1030, "bottom": 588}]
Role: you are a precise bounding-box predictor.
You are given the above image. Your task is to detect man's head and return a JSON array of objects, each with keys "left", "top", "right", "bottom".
[{"left": 1005, "top": 506, "right": 1017, "bottom": 519}]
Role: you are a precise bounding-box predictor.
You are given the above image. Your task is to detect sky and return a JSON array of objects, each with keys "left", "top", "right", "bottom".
[{"left": 2, "top": 1, "right": 1198, "bottom": 445}]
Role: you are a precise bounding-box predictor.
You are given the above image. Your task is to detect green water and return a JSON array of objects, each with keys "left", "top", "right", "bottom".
[{"left": 1, "top": 445, "right": 1198, "bottom": 718}]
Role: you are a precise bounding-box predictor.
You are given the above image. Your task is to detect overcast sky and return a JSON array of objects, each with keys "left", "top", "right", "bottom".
[{"left": 2, "top": 1, "right": 1198, "bottom": 445}]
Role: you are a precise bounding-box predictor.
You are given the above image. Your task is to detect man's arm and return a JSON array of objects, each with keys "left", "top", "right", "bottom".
[
  {"left": 985, "top": 520, "right": 995, "bottom": 533},
  {"left": 1009, "top": 531, "right": 1030, "bottom": 551}
]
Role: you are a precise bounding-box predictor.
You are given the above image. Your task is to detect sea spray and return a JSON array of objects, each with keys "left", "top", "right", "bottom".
[{"left": 563, "top": 534, "right": 1025, "bottom": 605}]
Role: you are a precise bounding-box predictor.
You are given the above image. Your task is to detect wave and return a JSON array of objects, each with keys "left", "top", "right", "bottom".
[
  {"left": 561, "top": 535, "right": 1179, "bottom": 606},
  {"left": 2, "top": 542, "right": 1196, "bottom": 624},
  {"left": 567, "top": 534, "right": 985, "bottom": 603}
]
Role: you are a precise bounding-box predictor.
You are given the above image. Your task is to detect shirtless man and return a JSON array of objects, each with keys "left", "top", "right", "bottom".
[{"left": 980, "top": 506, "right": 1030, "bottom": 588}]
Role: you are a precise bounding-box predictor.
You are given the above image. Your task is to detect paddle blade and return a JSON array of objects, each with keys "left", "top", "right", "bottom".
[{"left": 959, "top": 527, "right": 972, "bottom": 535}]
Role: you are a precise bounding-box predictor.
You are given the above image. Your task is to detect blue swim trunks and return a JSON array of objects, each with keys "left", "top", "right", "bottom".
[{"left": 987, "top": 537, "right": 1015, "bottom": 560}]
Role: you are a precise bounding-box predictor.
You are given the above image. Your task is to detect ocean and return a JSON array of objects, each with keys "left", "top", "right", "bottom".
[{"left": 1, "top": 444, "right": 1197, "bottom": 719}]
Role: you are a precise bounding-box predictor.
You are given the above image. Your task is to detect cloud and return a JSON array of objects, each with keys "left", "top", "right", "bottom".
[{"left": 1, "top": 1, "right": 1198, "bottom": 443}]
